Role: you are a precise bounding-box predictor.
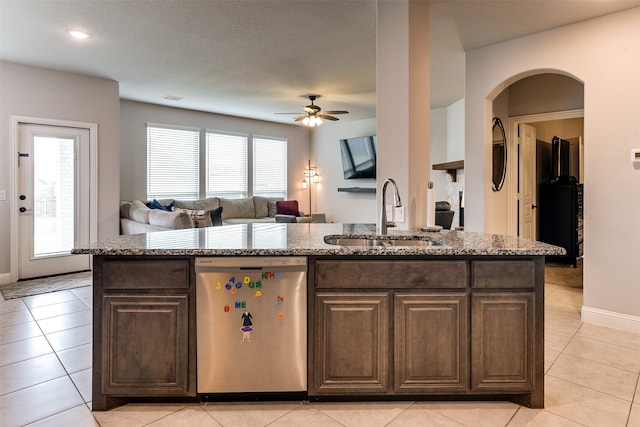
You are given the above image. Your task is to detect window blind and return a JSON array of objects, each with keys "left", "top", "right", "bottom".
[
  {"left": 253, "top": 137, "right": 287, "bottom": 198},
  {"left": 147, "top": 126, "right": 199, "bottom": 200},
  {"left": 206, "top": 132, "right": 248, "bottom": 198}
]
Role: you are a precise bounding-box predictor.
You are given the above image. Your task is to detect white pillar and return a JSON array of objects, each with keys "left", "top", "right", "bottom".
[{"left": 376, "top": 0, "right": 430, "bottom": 231}]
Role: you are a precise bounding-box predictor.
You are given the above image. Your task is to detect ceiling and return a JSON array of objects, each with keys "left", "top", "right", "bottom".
[{"left": 2, "top": 0, "right": 639, "bottom": 125}]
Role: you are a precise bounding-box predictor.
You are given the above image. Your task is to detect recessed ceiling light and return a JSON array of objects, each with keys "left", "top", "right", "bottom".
[
  {"left": 163, "top": 95, "right": 184, "bottom": 101},
  {"left": 66, "top": 30, "right": 92, "bottom": 40}
]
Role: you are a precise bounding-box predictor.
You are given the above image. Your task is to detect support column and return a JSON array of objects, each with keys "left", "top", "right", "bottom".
[{"left": 376, "top": 0, "right": 430, "bottom": 231}]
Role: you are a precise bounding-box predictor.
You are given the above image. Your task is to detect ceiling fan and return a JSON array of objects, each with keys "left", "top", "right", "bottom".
[{"left": 275, "top": 95, "right": 348, "bottom": 126}]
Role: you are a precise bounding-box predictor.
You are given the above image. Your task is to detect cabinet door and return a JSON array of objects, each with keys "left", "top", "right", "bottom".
[
  {"left": 394, "top": 293, "right": 468, "bottom": 393},
  {"left": 102, "top": 295, "right": 190, "bottom": 395},
  {"left": 311, "top": 292, "right": 390, "bottom": 395},
  {"left": 471, "top": 293, "right": 534, "bottom": 392}
]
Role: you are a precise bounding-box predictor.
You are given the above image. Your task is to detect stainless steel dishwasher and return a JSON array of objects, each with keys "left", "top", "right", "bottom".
[{"left": 196, "top": 257, "right": 307, "bottom": 395}]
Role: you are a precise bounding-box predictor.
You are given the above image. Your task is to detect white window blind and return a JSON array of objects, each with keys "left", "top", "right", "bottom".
[
  {"left": 147, "top": 125, "right": 199, "bottom": 200},
  {"left": 253, "top": 137, "right": 287, "bottom": 198},
  {"left": 206, "top": 132, "right": 248, "bottom": 198}
]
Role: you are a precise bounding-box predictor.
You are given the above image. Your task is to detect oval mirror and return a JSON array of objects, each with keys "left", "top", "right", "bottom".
[{"left": 492, "top": 117, "right": 507, "bottom": 191}]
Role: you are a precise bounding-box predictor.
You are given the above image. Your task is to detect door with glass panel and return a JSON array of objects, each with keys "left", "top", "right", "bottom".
[{"left": 18, "top": 124, "right": 90, "bottom": 279}]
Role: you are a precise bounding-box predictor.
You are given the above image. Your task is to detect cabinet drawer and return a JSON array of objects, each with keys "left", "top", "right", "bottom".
[
  {"left": 471, "top": 260, "right": 535, "bottom": 289},
  {"left": 103, "top": 259, "right": 190, "bottom": 290},
  {"left": 315, "top": 260, "right": 467, "bottom": 289}
]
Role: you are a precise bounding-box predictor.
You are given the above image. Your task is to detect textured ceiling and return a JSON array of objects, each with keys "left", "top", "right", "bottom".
[{"left": 1, "top": 0, "right": 639, "bottom": 125}]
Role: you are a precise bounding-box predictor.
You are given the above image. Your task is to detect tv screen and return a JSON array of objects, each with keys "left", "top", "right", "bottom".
[{"left": 340, "top": 136, "right": 377, "bottom": 179}]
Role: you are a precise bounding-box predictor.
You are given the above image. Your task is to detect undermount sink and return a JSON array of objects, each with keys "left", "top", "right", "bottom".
[
  {"left": 324, "top": 236, "right": 443, "bottom": 247},
  {"left": 325, "top": 238, "right": 389, "bottom": 247}
]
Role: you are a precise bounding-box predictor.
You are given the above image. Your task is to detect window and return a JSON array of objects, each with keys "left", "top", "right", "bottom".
[
  {"left": 146, "top": 125, "right": 287, "bottom": 200},
  {"left": 206, "top": 132, "right": 248, "bottom": 198},
  {"left": 147, "top": 125, "right": 199, "bottom": 200},
  {"left": 253, "top": 137, "right": 287, "bottom": 198}
]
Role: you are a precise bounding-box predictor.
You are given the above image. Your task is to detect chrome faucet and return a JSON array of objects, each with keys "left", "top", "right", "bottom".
[{"left": 379, "top": 178, "right": 402, "bottom": 234}]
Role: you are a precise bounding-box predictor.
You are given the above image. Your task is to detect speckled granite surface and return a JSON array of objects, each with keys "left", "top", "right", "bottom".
[{"left": 72, "top": 223, "right": 565, "bottom": 257}]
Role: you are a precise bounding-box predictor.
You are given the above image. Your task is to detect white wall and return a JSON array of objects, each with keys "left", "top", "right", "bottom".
[
  {"left": 311, "top": 118, "right": 377, "bottom": 223},
  {"left": 465, "top": 8, "right": 640, "bottom": 331},
  {"left": 119, "top": 100, "right": 310, "bottom": 204},
  {"left": 0, "top": 62, "right": 120, "bottom": 279}
]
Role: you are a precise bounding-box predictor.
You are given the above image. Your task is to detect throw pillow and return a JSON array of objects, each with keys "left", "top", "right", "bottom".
[
  {"left": 209, "top": 206, "right": 223, "bottom": 226},
  {"left": 173, "top": 208, "right": 213, "bottom": 228},
  {"left": 129, "top": 200, "right": 151, "bottom": 224},
  {"left": 267, "top": 201, "right": 278, "bottom": 218},
  {"left": 149, "top": 199, "right": 174, "bottom": 211},
  {"left": 148, "top": 209, "right": 194, "bottom": 229},
  {"left": 276, "top": 200, "right": 300, "bottom": 217}
]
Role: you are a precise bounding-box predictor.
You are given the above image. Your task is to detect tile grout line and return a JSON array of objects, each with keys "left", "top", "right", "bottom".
[{"left": 23, "top": 294, "right": 91, "bottom": 409}]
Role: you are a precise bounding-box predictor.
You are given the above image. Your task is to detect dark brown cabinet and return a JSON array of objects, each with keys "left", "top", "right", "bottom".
[
  {"left": 312, "top": 292, "right": 391, "bottom": 394},
  {"left": 471, "top": 293, "right": 534, "bottom": 392},
  {"left": 309, "top": 257, "right": 544, "bottom": 407},
  {"left": 92, "top": 256, "right": 197, "bottom": 410},
  {"left": 309, "top": 258, "right": 469, "bottom": 397},
  {"left": 394, "top": 293, "right": 468, "bottom": 392},
  {"left": 102, "top": 295, "right": 189, "bottom": 395}
]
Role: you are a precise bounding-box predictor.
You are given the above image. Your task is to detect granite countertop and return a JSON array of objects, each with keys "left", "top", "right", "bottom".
[{"left": 72, "top": 223, "right": 565, "bottom": 257}]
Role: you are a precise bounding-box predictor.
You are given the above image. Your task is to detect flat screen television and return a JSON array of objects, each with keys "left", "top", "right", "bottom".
[{"left": 339, "top": 135, "right": 377, "bottom": 179}]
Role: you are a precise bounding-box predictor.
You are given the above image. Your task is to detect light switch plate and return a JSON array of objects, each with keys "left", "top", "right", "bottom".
[
  {"left": 0, "top": 190, "right": 6, "bottom": 201},
  {"left": 386, "top": 205, "right": 393, "bottom": 219}
]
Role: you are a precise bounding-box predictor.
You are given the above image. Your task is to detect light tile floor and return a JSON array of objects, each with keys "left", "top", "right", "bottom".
[{"left": 1, "top": 278, "right": 639, "bottom": 426}]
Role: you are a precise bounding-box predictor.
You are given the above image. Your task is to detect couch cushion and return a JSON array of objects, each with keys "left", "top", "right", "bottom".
[
  {"left": 174, "top": 208, "right": 216, "bottom": 228},
  {"left": 276, "top": 200, "right": 300, "bottom": 216},
  {"left": 120, "top": 201, "right": 132, "bottom": 220},
  {"left": 148, "top": 209, "right": 194, "bottom": 229},
  {"left": 129, "top": 200, "right": 151, "bottom": 224},
  {"left": 173, "top": 197, "right": 220, "bottom": 211},
  {"left": 218, "top": 197, "right": 255, "bottom": 219},
  {"left": 253, "top": 196, "right": 283, "bottom": 218}
]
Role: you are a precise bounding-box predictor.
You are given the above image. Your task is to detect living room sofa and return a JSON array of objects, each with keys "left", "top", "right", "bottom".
[{"left": 120, "top": 196, "right": 310, "bottom": 235}]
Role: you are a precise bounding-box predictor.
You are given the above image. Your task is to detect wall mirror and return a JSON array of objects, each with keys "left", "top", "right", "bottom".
[{"left": 492, "top": 117, "right": 507, "bottom": 191}]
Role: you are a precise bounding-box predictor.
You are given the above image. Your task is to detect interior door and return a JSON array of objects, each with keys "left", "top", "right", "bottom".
[
  {"left": 519, "top": 123, "right": 537, "bottom": 240},
  {"left": 18, "top": 123, "right": 91, "bottom": 279}
]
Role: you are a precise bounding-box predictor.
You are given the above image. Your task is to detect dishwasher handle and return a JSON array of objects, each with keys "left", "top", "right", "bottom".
[{"left": 195, "top": 256, "right": 307, "bottom": 272}]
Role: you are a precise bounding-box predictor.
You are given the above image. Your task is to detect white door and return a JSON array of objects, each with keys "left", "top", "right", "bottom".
[
  {"left": 18, "top": 124, "right": 91, "bottom": 279},
  {"left": 519, "top": 123, "right": 537, "bottom": 240}
]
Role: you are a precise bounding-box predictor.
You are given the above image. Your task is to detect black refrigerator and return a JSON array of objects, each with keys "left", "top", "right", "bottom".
[{"left": 538, "top": 136, "right": 583, "bottom": 267}]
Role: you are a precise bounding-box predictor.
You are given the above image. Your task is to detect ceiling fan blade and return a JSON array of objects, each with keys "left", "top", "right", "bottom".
[
  {"left": 274, "top": 112, "right": 302, "bottom": 115},
  {"left": 320, "top": 115, "right": 339, "bottom": 121},
  {"left": 322, "top": 110, "right": 349, "bottom": 115},
  {"left": 294, "top": 115, "right": 307, "bottom": 121}
]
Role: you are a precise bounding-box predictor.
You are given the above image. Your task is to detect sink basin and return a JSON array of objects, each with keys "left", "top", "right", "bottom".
[
  {"left": 385, "top": 239, "right": 440, "bottom": 247},
  {"left": 324, "top": 236, "right": 443, "bottom": 247},
  {"left": 325, "top": 238, "right": 388, "bottom": 247}
]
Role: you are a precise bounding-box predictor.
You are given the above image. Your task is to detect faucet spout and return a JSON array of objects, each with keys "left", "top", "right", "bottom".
[{"left": 379, "top": 178, "right": 402, "bottom": 234}]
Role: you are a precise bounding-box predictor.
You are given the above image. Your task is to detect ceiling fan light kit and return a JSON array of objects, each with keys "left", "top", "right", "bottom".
[{"left": 276, "top": 95, "right": 348, "bottom": 127}]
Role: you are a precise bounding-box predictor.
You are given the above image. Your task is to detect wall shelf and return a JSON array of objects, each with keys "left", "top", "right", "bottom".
[
  {"left": 337, "top": 187, "right": 376, "bottom": 194},
  {"left": 432, "top": 160, "right": 464, "bottom": 182}
]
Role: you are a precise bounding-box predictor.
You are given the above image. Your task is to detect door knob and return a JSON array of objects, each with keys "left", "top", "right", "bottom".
[
  {"left": 19, "top": 195, "right": 26, "bottom": 200},
  {"left": 19, "top": 207, "right": 27, "bottom": 212}
]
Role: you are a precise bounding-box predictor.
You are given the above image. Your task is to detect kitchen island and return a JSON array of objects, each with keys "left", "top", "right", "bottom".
[{"left": 72, "top": 223, "right": 564, "bottom": 411}]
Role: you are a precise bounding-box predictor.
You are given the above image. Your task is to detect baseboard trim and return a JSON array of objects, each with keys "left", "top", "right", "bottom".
[
  {"left": 581, "top": 306, "right": 640, "bottom": 334},
  {"left": 0, "top": 273, "right": 10, "bottom": 286}
]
